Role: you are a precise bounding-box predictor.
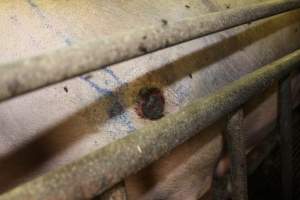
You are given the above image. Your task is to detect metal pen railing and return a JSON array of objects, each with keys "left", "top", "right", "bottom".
[
  {"left": 0, "top": 0, "right": 299, "bottom": 102},
  {"left": 213, "top": 109, "right": 248, "bottom": 200},
  {"left": 0, "top": 1, "right": 299, "bottom": 200},
  {"left": 0, "top": 47, "right": 299, "bottom": 200},
  {"left": 212, "top": 68, "right": 296, "bottom": 200}
]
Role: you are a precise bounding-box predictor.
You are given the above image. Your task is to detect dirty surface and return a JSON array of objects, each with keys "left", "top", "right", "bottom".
[
  {"left": 0, "top": 1, "right": 299, "bottom": 101},
  {"left": 1, "top": 48, "right": 300, "bottom": 200},
  {"left": 0, "top": 0, "right": 300, "bottom": 200}
]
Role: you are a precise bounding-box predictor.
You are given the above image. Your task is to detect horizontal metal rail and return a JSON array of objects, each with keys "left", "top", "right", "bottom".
[
  {"left": 0, "top": 47, "right": 299, "bottom": 200},
  {"left": 0, "top": 0, "right": 299, "bottom": 102}
]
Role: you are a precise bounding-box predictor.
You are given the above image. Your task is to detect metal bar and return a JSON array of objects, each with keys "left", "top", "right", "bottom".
[
  {"left": 279, "top": 75, "right": 293, "bottom": 200},
  {"left": 212, "top": 110, "right": 247, "bottom": 200},
  {"left": 0, "top": 49, "right": 299, "bottom": 200},
  {"left": 211, "top": 129, "right": 279, "bottom": 200},
  {"left": 94, "top": 182, "right": 128, "bottom": 200},
  {"left": 212, "top": 173, "right": 230, "bottom": 200},
  {"left": 225, "top": 110, "right": 248, "bottom": 200},
  {"left": 0, "top": 1, "right": 300, "bottom": 102},
  {"left": 211, "top": 103, "right": 300, "bottom": 200}
]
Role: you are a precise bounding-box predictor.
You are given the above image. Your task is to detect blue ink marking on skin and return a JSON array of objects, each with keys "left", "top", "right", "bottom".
[
  {"left": 27, "top": 0, "right": 73, "bottom": 46},
  {"left": 80, "top": 76, "right": 135, "bottom": 132},
  {"left": 64, "top": 38, "right": 73, "bottom": 46},
  {"left": 101, "top": 69, "right": 135, "bottom": 131},
  {"left": 27, "top": 0, "right": 38, "bottom": 8},
  {"left": 27, "top": 0, "right": 46, "bottom": 19},
  {"left": 108, "top": 100, "right": 135, "bottom": 131},
  {"left": 103, "top": 68, "right": 123, "bottom": 85},
  {"left": 118, "top": 112, "right": 135, "bottom": 131},
  {"left": 80, "top": 77, "right": 113, "bottom": 96}
]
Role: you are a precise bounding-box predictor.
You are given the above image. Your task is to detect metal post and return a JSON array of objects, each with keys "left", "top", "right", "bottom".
[
  {"left": 212, "top": 173, "right": 230, "bottom": 200},
  {"left": 212, "top": 110, "right": 248, "bottom": 200},
  {"left": 225, "top": 110, "right": 248, "bottom": 200},
  {"left": 94, "top": 182, "right": 128, "bottom": 200},
  {"left": 279, "top": 74, "right": 293, "bottom": 200},
  {"left": 212, "top": 125, "right": 284, "bottom": 199}
]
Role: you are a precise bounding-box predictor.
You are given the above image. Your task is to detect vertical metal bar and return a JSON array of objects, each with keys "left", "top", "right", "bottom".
[
  {"left": 279, "top": 75, "right": 293, "bottom": 200},
  {"left": 212, "top": 109, "right": 248, "bottom": 200},
  {"left": 212, "top": 173, "right": 230, "bottom": 200},
  {"left": 225, "top": 110, "right": 248, "bottom": 200},
  {"left": 93, "top": 182, "right": 128, "bottom": 200}
]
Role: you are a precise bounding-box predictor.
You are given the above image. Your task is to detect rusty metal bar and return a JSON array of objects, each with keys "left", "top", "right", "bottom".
[
  {"left": 0, "top": 0, "right": 299, "bottom": 102},
  {"left": 0, "top": 49, "right": 299, "bottom": 200},
  {"left": 279, "top": 75, "right": 293, "bottom": 200},
  {"left": 225, "top": 110, "right": 248, "bottom": 200}
]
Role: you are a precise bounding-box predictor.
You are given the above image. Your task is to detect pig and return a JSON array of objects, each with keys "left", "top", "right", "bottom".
[{"left": 0, "top": 0, "right": 300, "bottom": 199}]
